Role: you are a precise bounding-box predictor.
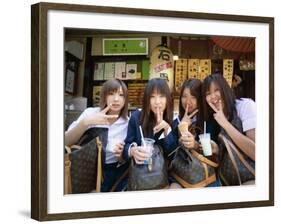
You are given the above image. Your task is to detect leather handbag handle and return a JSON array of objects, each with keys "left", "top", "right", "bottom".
[
  {"left": 96, "top": 137, "right": 103, "bottom": 192},
  {"left": 219, "top": 134, "right": 242, "bottom": 185},
  {"left": 225, "top": 137, "right": 255, "bottom": 176},
  {"left": 191, "top": 149, "right": 219, "bottom": 168}
]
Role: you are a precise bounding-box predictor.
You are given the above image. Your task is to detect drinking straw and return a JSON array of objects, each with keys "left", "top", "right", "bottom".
[
  {"left": 139, "top": 125, "right": 146, "bottom": 147},
  {"left": 204, "top": 121, "right": 206, "bottom": 136}
]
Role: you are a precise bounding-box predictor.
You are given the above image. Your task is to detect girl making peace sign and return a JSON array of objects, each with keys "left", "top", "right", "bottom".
[
  {"left": 176, "top": 79, "right": 202, "bottom": 150},
  {"left": 202, "top": 73, "right": 256, "bottom": 161},
  {"left": 65, "top": 79, "right": 129, "bottom": 192},
  {"left": 123, "top": 78, "right": 177, "bottom": 164},
  {"left": 202, "top": 74, "right": 256, "bottom": 186}
]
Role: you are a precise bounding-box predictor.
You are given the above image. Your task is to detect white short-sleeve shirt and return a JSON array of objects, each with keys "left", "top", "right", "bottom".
[
  {"left": 67, "top": 107, "right": 129, "bottom": 164},
  {"left": 235, "top": 98, "right": 256, "bottom": 132}
]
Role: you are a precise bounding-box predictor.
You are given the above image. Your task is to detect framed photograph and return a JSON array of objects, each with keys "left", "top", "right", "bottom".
[
  {"left": 31, "top": 2, "right": 274, "bottom": 221},
  {"left": 64, "top": 52, "right": 80, "bottom": 94}
]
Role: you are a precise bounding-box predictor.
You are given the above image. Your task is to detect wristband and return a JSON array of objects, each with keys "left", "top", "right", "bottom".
[{"left": 128, "top": 142, "right": 138, "bottom": 157}]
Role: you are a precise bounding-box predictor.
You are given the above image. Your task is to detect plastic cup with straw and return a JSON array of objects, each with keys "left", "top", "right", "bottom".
[
  {"left": 139, "top": 125, "right": 146, "bottom": 148},
  {"left": 199, "top": 121, "right": 212, "bottom": 156},
  {"left": 139, "top": 126, "right": 154, "bottom": 166}
]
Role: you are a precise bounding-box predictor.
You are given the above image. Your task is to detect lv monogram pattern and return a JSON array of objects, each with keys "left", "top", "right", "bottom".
[
  {"left": 219, "top": 111, "right": 255, "bottom": 185},
  {"left": 171, "top": 147, "right": 215, "bottom": 184},
  {"left": 69, "top": 128, "right": 108, "bottom": 193},
  {"left": 70, "top": 139, "right": 98, "bottom": 193},
  {"left": 128, "top": 145, "right": 169, "bottom": 191}
]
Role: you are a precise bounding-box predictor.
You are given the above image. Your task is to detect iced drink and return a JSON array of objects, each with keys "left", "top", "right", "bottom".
[
  {"left": 141, "top": 138, "right": 155, "bottom": 164},
  {"left": 199, "top": 133, "right": 212, "bottom": 156}
]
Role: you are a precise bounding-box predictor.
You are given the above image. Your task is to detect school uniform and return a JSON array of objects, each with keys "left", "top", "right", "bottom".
[
  {"left": 68, "top": 107, "right": 129, "bottom": 192},
  {"left": 123, "top": 110, "right": 178, "bottom": 161}
]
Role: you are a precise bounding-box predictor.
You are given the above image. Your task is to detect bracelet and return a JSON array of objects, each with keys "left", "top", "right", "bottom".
[{"left": 128, "top": 142, "right": 137, "bottom": 157}]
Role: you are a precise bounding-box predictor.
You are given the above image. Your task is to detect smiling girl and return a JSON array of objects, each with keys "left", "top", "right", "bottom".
[
  {"left": 203, "top": 74, "right": 256, "bottom": 160},
  {"left": 65, "top": 79, "right": 129, "bottom": 192},
  {"left": 202, "top": 73, "right": 256, "bottom": 162}
]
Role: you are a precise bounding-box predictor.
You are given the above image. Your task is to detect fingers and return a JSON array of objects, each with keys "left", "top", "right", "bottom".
[
  {"left": 208, "top": 102, "right": 218, "bottom": 113},
  {"left": 156, "top": 107, "right": 162, "bottom": 124},
  {"left": 218, "top": 100, "right": 223, "bottom": 111},
  {"left": 132, "top": 147, "right": 149, "bottom": 164},
  {"left": 185, "top": 104, "right": 189, "bottom": 116},
  {"left": 104, "top": 114, "right": 119, "bottom": 119},
  {"left": 188, "top": 109, "right": 198, "bottom": 119},
  {"left": 113, "top": 143, "right": 125, "bottom": 159},
  {"left": 180, "top": 132, "right": 195, "bottom": 149},
  {"left": 153, "top": 120, "right": 168, "bottom": 134},
  {"left": 160, "top": 110, "right": 163, "bottom": 121},
  {"left": 101, "top": 104, "right": 111, "bottom": 113}
]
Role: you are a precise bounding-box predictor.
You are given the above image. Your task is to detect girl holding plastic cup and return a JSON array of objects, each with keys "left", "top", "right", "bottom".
[
  {"left": 202, "top": 73, "right": 256, "bottom": 162},
  {"left": 123, "top": 78, "right": 177, "bottom": 164}
]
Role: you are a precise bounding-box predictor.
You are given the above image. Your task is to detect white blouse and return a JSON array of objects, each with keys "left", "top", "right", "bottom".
[{"left": 68, "top": 107, "right": 129, "bottom": 164}]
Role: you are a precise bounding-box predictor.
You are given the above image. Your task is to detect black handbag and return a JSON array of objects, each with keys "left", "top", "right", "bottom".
[
  {"left": 128, "top": 144, "right": 169, "bottom": 191},
  {"left": 218, "top": 134, "right": 255, "bottom": 186},
  {"left": 217, "top": 111, "right": 255, "bottom": 186},
  {"left": 64, "top": 127, "right": 108, "bottom": 194},
  {"left": 169, "top": 145, "right": 219, "bottom": 188}
]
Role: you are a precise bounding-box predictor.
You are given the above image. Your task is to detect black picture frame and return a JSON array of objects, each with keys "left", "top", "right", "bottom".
[{"left": 31, "top": 2, "right": 274, "bottom": 221}]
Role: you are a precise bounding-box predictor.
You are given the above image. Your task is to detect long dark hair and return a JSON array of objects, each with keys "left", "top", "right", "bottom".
[
  {"left": 202, "top": 73, "right": 236, "bottom": 121},
  {"left": 179, "top": 79, "right": 203, "bottom": 129},
  {"left": 99, "top": 79, "right": 128, "bottom": 119},
  {"left": 140, "top": 78, "right": 173, "bottom": 137}
]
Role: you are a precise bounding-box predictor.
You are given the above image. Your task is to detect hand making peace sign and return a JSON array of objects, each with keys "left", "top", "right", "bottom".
[
  {"left": 181, "top": 104, "right": 198, "bottom": 126},
  {"left": 153, "top": 107, "right": 170, "bottom": 134},
  {"left": 208, "top": 100, "right": 228, "bottom": 127},
  {"left": 84, "top": 104, "right": 119, "bottom": 126}
]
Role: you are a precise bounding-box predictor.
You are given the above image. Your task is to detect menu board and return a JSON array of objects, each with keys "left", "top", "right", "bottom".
[
  {"left": 175, "top": 59, "right": 188, "bottom": 93},
  {"left": 199, "top": 59, "right": 211, "bottom": 80},
  {"left": 223, "top": 59, "right": 234, "bottom": 87},
  {"left": 188, "top": 59, "right": 200, "bottom": 79}
]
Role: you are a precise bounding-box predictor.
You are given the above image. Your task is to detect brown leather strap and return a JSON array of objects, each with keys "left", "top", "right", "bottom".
[
  {"left": 220, "top": 135, "right": 242, "bottom": 185},
  {"left": 219, "top": 172, "right": 230, "bottom": 186},
  {"left": 170, "top": 171, "right": 216, "bottom": 188},
  {"left": 96, "top": 137, "right": 103, "bottom": 192},
  {"left": 65, "top": 145, "right": 82, "bottom": 154},
  {"left": 64, "top": 154, "right": 72, "bottom": 194},
  {"left": 70, "top": 145, "right": 82, "bottom": 150},
  {"left": 226, "top": 138, "right": 255, "bottom": 176},
  {"left": 110, "top": 168, "right": 129, "bottom": 192},
  {"left": 191, "top": 150, "right": 219, "bottom": 168},
  {"left": 202, "top": 161, "right": 209, "bottom": 179},
  {"left": 65, "top": 146, "right": 72, "bottom": 154}
]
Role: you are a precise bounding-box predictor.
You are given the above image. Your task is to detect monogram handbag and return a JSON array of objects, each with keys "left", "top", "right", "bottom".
[
  {"left": 64, "top": 127, "right": 108, "bottom": 194},
  {"left": 217, "top": 110, "right": 255, "bottom": 186},
  {"left": 218, "top": 134, "right": 255, "bottom": 186},
  {"left": 128, "top": 144, "right": 169, "bottom": 191},
  {"left": 169, "top": 143, "right": 219, "bottom": 188}
]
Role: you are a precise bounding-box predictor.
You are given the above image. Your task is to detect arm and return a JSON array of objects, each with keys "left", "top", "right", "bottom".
[
  {"left": 65, "top": 119, "right": 88, "bottom": 146},
  {"left": 65, "top": 106, "right": 118, "bottom": 146},
  {"left": 158, "top": 119, "right": 179, "bottom": 155},
  {"left": 123, "top": 111, "right": 141, "bottom": 161},
  {"left": 209, "top": 100, "right": 255, "bottom": 161},
  {"left": 221, "top": 121, "right": 255, "bottom": 160}
]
